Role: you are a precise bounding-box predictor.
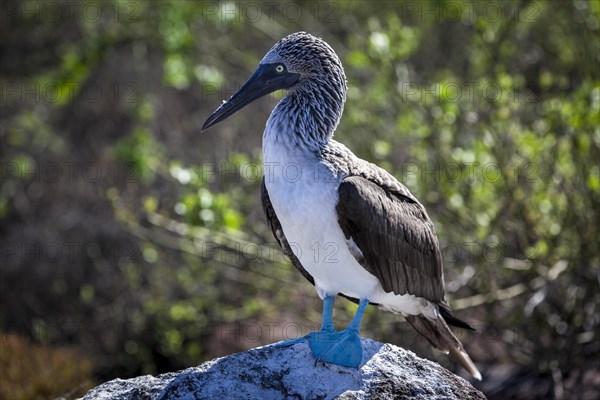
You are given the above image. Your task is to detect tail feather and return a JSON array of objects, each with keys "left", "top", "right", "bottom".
[
  {"left": 438, "top": 302, "right": 476, "bottom": 331},
  {"left": 405, "top": 314, "right": 482, "bottom": 381}
]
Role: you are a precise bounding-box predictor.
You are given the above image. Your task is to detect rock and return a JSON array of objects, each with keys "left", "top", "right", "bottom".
[{"left": 81, "top": 339, "right": 485, "bottom": 399}]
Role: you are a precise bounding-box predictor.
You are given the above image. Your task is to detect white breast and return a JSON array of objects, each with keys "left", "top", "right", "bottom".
[
  {"left": 262, "top": 124, "right": 429, "bottom": 317},
  {"left": 263, "top": 140, "right": 376, "bottom": 299}
]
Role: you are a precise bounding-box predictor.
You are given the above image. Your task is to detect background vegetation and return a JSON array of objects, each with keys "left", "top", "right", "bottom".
[{"left": 1, "top": 0, "right": 598, "bottom": 399}]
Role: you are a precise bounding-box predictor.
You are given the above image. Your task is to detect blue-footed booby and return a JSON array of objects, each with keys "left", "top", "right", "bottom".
[{"left": 202, "top": 32, "right": 481, "bottom": 380}]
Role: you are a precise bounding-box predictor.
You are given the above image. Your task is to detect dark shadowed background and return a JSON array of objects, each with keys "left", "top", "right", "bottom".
[{"left": 1, "top": 0, "right": 598, "bottom": 399}]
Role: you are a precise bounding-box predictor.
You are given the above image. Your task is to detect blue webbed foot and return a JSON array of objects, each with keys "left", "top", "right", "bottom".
[
  {"left": 275, "top": 295, "right": 337, "bottom": 349},
  {"left": 273, "top": 325, "right": 336, "bottom": 348},
  {"left": 273, "top": 336, "right": 307, "bottom": 348},
  {"left": 275, "top": 297, "right": 367, "bottom": 368},
  {"left": 308, "top": 328, "right": 363, "bottom": 368}
]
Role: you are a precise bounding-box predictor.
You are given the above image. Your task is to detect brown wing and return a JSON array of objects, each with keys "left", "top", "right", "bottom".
[{"left": 336, "top": 175, "right": 445, "bottom": 302}]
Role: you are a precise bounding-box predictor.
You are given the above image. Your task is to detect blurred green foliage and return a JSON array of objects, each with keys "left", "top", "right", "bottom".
[{"left": 1, "top": 0, "right": 598, "bottom": 398}]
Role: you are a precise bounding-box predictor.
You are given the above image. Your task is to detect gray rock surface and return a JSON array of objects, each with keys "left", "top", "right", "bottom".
[{"left": 81, "top": 339, "right": 485, "bottom": 399}]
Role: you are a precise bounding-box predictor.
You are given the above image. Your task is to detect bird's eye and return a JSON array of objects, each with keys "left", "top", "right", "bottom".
[{"left": 275, "top": 64, "right": 285, "bottom": 73}]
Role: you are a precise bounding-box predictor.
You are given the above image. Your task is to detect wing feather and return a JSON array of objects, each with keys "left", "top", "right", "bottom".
[{"left": 336, "top": 175, "right": 445, "bottom": 302}]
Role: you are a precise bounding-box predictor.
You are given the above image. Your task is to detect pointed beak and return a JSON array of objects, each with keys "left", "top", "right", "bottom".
[{"left": 202, "top": 63, "right": 300, "bottom": 131}]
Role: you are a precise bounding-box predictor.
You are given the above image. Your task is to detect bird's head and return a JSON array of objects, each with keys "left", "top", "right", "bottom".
[{"left": 202, "top": 32, "right": 346, "bottom": 131}]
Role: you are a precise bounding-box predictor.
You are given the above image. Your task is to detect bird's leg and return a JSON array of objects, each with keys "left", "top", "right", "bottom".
[
  {"left": 320, "top": 295, "right": 336, "bottom": 333},
  {"left": 346, "top": 298, "right": 369, "bottom": 332},
  {"left": 273, "top": 297, "right": 368, "bottom": 368},
  {"left": 273, "top": 295, "right": 337, "bottom": 347},
  {"left": 310, "top": 298, "right": 369, "bottom": 368}
]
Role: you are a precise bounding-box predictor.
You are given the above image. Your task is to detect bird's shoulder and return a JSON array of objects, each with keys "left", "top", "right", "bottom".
[{"left": 322, "top": 140, "right": 420, "bottom": 204}]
